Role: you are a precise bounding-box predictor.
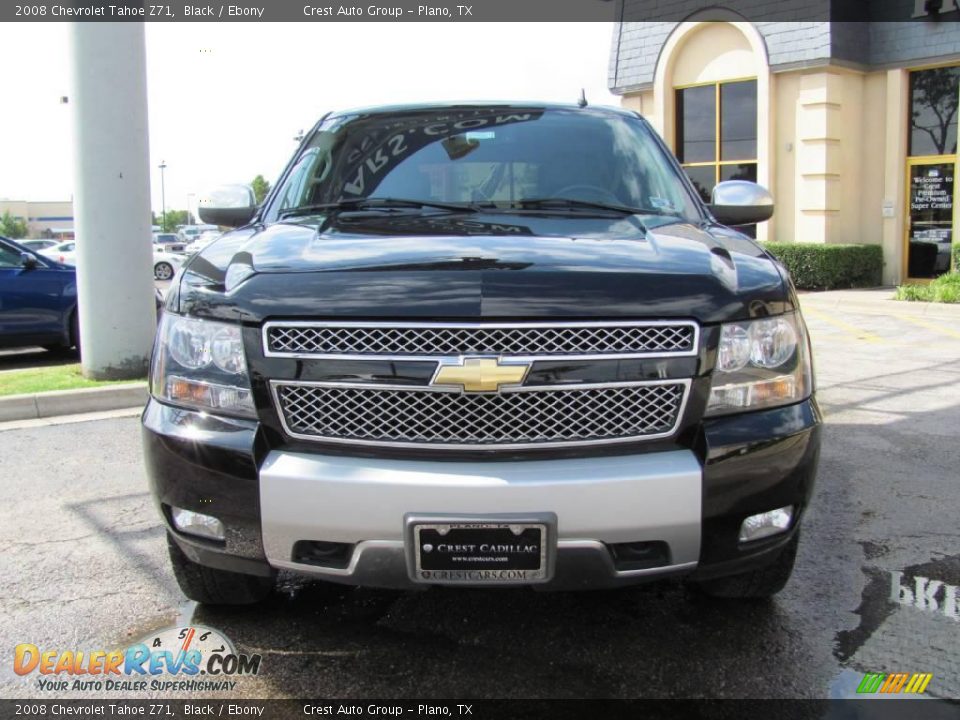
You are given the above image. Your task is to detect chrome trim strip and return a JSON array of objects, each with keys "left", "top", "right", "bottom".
[
  {"left": 270, "top": 377, "right": 689, "bottom": 394},
  {"left": 261, "top": 319, "right": 700, "bottom": 361},
  {"left": 268, "top": 378, "right": 692, "bottom": 450}
]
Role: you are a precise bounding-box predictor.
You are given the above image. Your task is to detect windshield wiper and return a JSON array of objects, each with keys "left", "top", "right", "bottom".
[
  {"left": 278, "top": 197, "right": 477, "bottom": 219},
  {"left": 479, "top": 198, "right": 675, "bottom": 216}
]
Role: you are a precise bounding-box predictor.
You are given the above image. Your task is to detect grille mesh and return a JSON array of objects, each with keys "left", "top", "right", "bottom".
[
  {"left": 266, "top": 323, "right": 694, "bottom": 357},
  {"left": 275, "top": 383, "right": 686, "bottom": 447}
]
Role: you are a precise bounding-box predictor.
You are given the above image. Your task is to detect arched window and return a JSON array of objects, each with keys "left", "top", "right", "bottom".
[{"left": 655, "top": 20, "right": 767, "bottom": 238}]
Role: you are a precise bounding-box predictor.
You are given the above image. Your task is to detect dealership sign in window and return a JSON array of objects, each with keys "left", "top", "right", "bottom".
[{"left": 908, "top": 164, "right": 954, "bottom": 278}]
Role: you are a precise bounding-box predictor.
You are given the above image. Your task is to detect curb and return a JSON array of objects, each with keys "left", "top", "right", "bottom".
[
  {"left": 799, "top": 291, "right": 960, "bottom": 319},
  {"left": 0, "top": 383, "right": 148, "bottom": 423}
]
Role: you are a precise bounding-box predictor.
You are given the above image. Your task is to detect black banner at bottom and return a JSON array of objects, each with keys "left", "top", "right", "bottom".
[{"left": 1, "top": 700, "right": 959, "bottom": 720}]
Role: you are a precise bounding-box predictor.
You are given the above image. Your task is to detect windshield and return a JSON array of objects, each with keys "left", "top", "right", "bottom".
[{"left": 266, "top": 107, "right": 702, "bottom": 221}]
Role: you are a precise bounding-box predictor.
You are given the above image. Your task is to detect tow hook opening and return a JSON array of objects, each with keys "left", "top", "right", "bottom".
[
  {"left": 609, "top": 541, "right": 671, "bottom": 571},
  {"left": 292, "top": 540, "right": 354, "bottom": 569}
]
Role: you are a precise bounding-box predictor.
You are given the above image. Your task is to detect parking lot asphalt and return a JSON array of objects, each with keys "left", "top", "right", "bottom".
[{"left": 1, "top": 301, "right": 958, "bottom": 700}]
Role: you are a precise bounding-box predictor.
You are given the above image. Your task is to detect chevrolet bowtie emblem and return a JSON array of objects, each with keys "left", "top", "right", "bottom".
[{"left": 432, "top": 358, "right": 530, "bottom": 393}]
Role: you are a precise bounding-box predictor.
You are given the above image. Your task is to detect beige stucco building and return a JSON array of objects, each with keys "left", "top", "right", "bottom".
[
  {"left": 610, "top": 16, "right": 960, "bottom": 284},
  {"left": 0, "top": 200, "right": 75, "bottom": 239}
]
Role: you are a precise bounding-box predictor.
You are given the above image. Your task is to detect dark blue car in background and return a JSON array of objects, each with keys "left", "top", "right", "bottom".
[{"left": 0, "top": 235, "right": 79, "bottom": 352}]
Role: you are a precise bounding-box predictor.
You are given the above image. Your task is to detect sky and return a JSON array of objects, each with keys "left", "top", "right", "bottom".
[{"left": 0, "top": 22, "right": 619, "bottom": 217}]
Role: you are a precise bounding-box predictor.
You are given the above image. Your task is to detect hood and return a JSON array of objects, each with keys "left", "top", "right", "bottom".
[{"left": 175, "top": 213, "right": 791, "bottom": 324}]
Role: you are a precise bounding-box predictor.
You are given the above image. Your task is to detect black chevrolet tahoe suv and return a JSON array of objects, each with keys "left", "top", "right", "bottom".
[{"left": 143, "top": 103, "right": 821, "bottom": 605}]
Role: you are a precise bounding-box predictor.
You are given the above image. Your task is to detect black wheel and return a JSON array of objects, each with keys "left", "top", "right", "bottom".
[
  {"left": 690, "top": 532, "right": 800, "bottom": 600},
  {"left": 42, "top": 312, "right": 79, "bottom": 354},
  {"left": 166, "top": 532, "right": 275, "bottom": 605},
  {"left": 154, "top": 261, "right": 174, "bottom": 280}
]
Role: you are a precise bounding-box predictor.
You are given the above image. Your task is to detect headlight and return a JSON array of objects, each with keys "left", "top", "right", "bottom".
[
  {"left": 150, "top": 314, "right": 256, "bottom": 418},
  {"left": 706, "top": 312, "right": 812, "bottom": 416}
]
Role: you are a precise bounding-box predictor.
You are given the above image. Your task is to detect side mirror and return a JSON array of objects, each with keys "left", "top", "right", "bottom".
[
  {"left": 198, "top": 184, "right": 257, "bottom": 228},
  {"left": 707, "top": 180, "right": 774, "bottom": 226},
  {"left": 20, "top": 252, "right": 38, "bottom": 269}
]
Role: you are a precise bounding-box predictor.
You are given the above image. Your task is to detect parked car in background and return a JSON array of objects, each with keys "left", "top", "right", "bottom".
[
  {"left": 37, "top": 239, "right": 184, "bottom": 281},
  {"left": 38, "top": 240, "right": 78, "bottom": 266},
  {"left": 177, "top": 224, "right": 219, "bottom": 244},
  {"left": 153, "top": 233, "right": 187, "bottom": 253},
  {"left": 0, "top": 235, "right": 79, "bottom": 352},
  {"left": 152, "top": 245, "right": 186, "bottom": 281},
  {"left": 0, "top": 236, "right": 166, "bottom": 353},
  {"left": 177, "top": 226, "right": 200, "bottom": 243},
  {"left": 19, "top": 239, "right": 59, "bottom": 253},
  {"left": 184, "top": 230, "right": 221, "bottom": 255}
]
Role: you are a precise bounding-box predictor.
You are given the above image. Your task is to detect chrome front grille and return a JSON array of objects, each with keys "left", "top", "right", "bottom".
[
  {"left": 263, "top": 321, "right": 697, "bottom": 359},
  {"left": 271, "top": 381, "right": 689, "bottom": 449}
]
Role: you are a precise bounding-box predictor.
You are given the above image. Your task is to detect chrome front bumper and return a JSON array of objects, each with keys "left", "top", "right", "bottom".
[{"left": 259, "top": 449, "right": 703, "bottom": 590}]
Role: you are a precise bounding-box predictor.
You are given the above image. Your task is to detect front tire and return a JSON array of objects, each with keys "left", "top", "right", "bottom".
[
  {"left": 154, "top": 262, "right": 174, "bottom": 280},
  {"left": 167, "top": 532, "right": 275, "bottom": 605},
  {"left": 690, "top": 531, "right": 800, "bottom": 600},
  {"left": 42, "top": 312, "right": 80, "bottom": 354}
]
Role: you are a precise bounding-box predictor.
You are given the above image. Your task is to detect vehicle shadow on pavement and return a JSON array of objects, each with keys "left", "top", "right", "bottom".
[
  {"left": 183, "top": 574, "right": 819, "bottom": 698},
  {"left": 64, "top": 492, "right": 170, "bottom": 585}
]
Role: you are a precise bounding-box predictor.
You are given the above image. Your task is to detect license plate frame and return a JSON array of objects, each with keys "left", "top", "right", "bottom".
[{"left": 405, "top": 513, "right": 556, "bottom": 585}]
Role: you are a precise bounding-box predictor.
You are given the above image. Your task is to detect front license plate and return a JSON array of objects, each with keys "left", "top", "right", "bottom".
[{"left": 412, "top": 522, "right": 549, "bottom": 584}]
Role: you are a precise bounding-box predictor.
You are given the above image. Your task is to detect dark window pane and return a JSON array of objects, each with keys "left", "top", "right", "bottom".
[
  {"left": 683, "top": 165, "right": 715, "bottom": 203},
  {"left": 676, "top": 85, "right": 716, "bottom": 163},
  {"left": 719, "top": 164, "right": 758, "bottom": 237},
  {"left": 720, "top": 81, "right": 757, "bottom": 161},
  {"left": 909, "top": 66, "right": 959, "bottom": 157},
  {"left": 719, "top": 163, "right": 757, "bottom": 184}
]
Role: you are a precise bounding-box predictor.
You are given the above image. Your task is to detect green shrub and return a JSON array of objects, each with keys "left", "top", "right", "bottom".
[
  {"left": 895, "top": 272, "right": 960, "bottom": 304},
  {"left": 953, "top": 243, "right": 960, "bottom": 271},
  {"left": 761, "top": 242, "right": 884, "bottom": 290}
]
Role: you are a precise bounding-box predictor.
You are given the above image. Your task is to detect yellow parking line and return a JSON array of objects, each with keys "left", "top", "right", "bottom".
[
  {"left": 895, "top": 314, "right": 960, "bottom": 341},
  {"left": 802, "top": 307, "right": 884, "bottom": 343}
]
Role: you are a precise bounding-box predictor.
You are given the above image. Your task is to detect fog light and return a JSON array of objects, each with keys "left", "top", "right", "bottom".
[
  {"left": 171, "top": 506, "right": 225, "bottom": 541},
  {"left": 739, "top": 506, "right": 793, "bottom": 543}
]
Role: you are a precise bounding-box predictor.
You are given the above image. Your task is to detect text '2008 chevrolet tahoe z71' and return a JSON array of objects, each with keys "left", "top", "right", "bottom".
[{"left": 143, "top": 103, "right": 821, "bottom": 605}]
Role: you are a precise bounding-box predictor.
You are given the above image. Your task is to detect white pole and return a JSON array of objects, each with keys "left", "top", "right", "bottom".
[{"left": 69, "top": 22, "right": 156, "bottom": 380}]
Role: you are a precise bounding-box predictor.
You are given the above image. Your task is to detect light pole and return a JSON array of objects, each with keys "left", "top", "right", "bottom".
[{"left": 158, "top": 160, "right": 167, "bottom": 231}]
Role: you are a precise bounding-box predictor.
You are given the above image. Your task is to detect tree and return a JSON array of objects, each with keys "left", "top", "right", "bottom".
[
  {"left": 152, "top": 209, "right": 191, "bottom": 230},
  {"left": 911, "top": 67, "right": 959, "bottom": 155},
  {"left": 0, "top": 210, "right": 29, "bottom": 239},
  {"left": 251, "top": 175, "right": 271, "bottom": 205}
]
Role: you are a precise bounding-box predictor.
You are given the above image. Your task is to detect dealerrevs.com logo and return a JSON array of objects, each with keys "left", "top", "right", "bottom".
[{"left": 14, "top": 625, "right": 262, "bottom": 693}]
